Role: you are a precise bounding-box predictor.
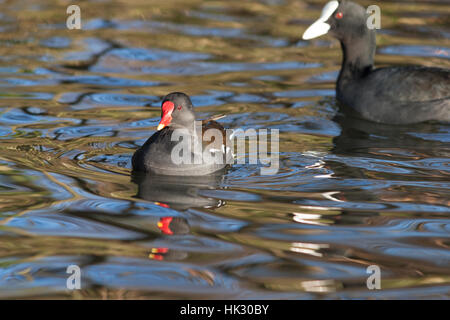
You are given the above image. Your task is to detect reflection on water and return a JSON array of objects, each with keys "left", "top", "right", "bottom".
[
  {"left": 132, "top": 172, "right": 225, "bottom": 210},
  {"left": 0, "top": 0, "right": 449, "bottom": 299}
]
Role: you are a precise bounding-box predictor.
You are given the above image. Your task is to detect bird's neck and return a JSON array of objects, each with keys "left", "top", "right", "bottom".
[
  {"left": 338, "top": 31, "right": 376, "bottom": 83},
  {"left": 170, "top": 110, "right": 197, "bottom": 133},
  {"left": 170, "top": 122, "right": 196, "bottom": 135}
]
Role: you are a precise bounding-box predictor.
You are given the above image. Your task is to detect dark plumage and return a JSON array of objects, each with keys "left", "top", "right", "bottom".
[
  {"left": 302, "top": 0, "right": 450, "bottom": 124},
  {"left": 132, "top": 92, "right": 232, "bottom": 175}
]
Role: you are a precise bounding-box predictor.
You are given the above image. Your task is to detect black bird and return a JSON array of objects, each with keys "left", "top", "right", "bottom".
[
  {"left": 132, "top": 92, "right": 233, "bottom": 175},
  {"left": 302, "top": 0, "right": 450, "bottom": 124}
]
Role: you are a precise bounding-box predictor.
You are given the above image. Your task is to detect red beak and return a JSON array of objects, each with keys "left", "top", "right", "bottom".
[{"left": 157, "top": 101, "right": 175, "bottom": 131}]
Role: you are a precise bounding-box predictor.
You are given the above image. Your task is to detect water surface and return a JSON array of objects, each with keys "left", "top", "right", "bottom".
[{"left": 0, "top": 0, "right": 449, "bottom": 299}]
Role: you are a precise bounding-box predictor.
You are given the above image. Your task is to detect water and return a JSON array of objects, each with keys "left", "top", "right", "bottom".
[{"left": 0, "top": 0, "right": 449, "bottom": 299}]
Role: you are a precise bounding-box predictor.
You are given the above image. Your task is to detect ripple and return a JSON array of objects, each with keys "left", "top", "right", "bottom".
[
  {"left": 379, "top": 45, "right": 450, "bottom": 59},
  {"left": 109, "top": 47, "right": 211, "bottom": 62},
  {"left": 40, "top": 37, "right": 71, "bottom": 49},
  {"left": 83, "top": 257, "right": 246, "bottom": 297},
  {"left": 132, "top": 60, "right": 321, "bottom": 76},
  {"left": 60, "top": 75, "right": 159, "bottom": 87},
  {"left": 5, "top": 213, "right": 142, "bottom": 239},
  {"left": 274, "top": 89, "right": 335, "bottom": 98},
  {"left": 89, "top": 93, "right": 158, "bottom": 106}
]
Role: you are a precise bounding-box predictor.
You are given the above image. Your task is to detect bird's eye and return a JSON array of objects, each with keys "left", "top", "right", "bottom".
[
  {"left": 335, "top": 12, "right": 343, "bottom": 19},
  {"left": 177, "top": 105, "right": 182, "bottom": 110}
]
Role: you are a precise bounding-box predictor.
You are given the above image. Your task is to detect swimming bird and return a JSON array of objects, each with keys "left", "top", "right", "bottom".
[
  {"left": 302, "top": 0, "right": 450, "bottom": 124},
  {"left": 132, "top": 92, "right": 232, "bottom": 175}
]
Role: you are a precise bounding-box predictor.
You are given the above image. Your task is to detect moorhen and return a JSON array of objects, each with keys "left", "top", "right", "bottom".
[
  {"left": 302, "top": 0, "right": 450, "bottom": 124},
  {"left": 132, "top": 92, "right": 233, "bottom": 175}
]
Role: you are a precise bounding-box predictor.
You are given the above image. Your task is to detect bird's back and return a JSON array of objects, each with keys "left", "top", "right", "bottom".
[{"left": 337, "top": 66, "right": 450, "bottom": 124}]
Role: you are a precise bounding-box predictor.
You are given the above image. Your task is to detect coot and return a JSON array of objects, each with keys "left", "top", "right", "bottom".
[
  {"left": 302, "top": 0, "right": 450, "bottom": 124},
  {"left": 132, "top": 92, "right": 233, "bottom": 175}
]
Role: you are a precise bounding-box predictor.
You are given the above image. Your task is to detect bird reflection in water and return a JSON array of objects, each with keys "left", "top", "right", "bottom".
[
  {"left": 132, "top": 170, "right": 227, "bottom": 211},
  {"left": 132, "top": 170, "right": 227, "bottom": 261}
]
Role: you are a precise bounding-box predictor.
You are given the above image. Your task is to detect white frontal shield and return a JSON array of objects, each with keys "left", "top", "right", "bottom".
[{"left": 302, "top": 1, "right": 339, "bottom": 40}]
